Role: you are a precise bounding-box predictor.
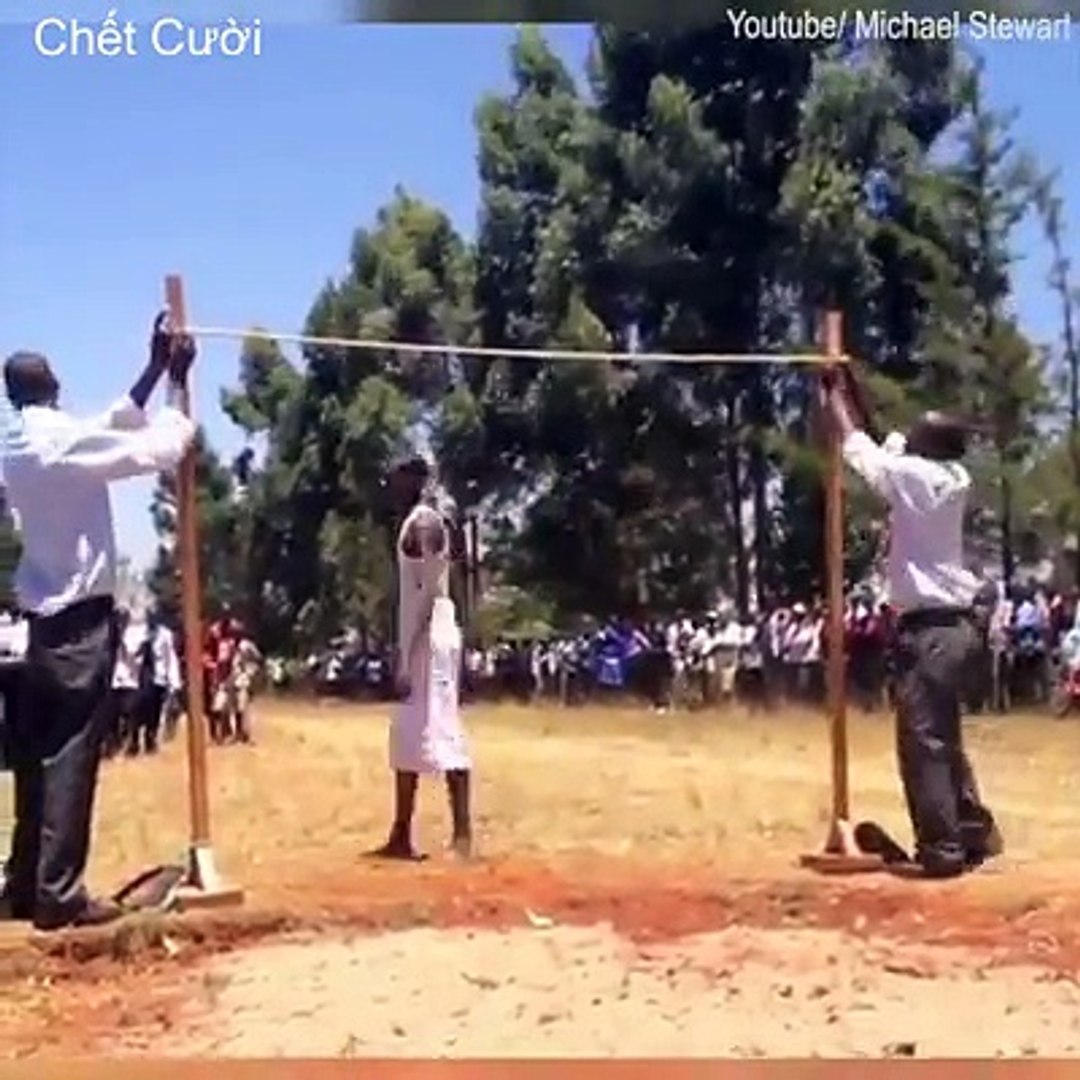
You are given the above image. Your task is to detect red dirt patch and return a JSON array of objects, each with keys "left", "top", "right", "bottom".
[{"left": 2, "top": 852, "right": 1080, "bottom": 1057}]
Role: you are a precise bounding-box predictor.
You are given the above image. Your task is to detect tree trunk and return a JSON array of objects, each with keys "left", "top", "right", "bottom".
[
  {"left": 1042, "top": 202, "right": 1080, "bottom": 585},
  {"left": 748, "top": 380, "right": 772, "bottom": 611},
  {"left": 724, "top": 393, "right": 750, "bottom": 618},
  {"left": 1063, "top": 295, "right": 1080, "bottom": 586},
  {"left": 467, "top": 516, "right": 481, "bottom": 631},
  {"left": 999, "top": 469, "right": 1015, "bottom": 589}
]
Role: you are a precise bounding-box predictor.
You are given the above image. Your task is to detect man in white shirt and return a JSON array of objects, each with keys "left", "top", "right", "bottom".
[
  {"left": 0, "top": 315, "right": 196, "bottom": 930},
  {"left": 131, "top": 612, "right": 180, "bottom": 755},
  {"left": 710, "top": 610, "right": 743, "bottom": 702},
  {"left": 764, "top": 606, "right": 790, "bottom": 704},
  {"left": 688, "top": 616, "right": 718, "bottom": 703},
  {"left": 219, "top": 631, "right": 262, "bottom": 745},
  {"left": 784, "top": 602, "right": 823, "bottom": 701},
  {"left": 109, "top": 608, "right": 144, "bottom": 758},
  {"left": 736, "top": 617, "right": 765, "bottom": 708},
  {"left": 826, "top": 373, "right": 1000, "bottom": 879}
]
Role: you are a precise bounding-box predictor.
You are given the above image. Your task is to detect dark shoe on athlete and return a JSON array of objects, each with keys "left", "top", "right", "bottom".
[{"left": 365, "top": 840, "right": 427, "bottom": 862}]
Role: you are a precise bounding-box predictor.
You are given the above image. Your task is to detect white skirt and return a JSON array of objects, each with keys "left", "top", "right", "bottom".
[{"left": 390, "top": 598, "right": 471, "bottom": 774}]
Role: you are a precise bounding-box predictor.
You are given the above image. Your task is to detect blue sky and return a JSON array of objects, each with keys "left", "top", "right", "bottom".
[{"left": 0, "top": 23, "right": 1076, "bottom": 569}]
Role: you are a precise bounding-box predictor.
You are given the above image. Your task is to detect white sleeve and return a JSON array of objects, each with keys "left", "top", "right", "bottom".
[
  {"left": 42, "top": 407, "right": 195, "bottom": 483},
  {"left": 91, "top": 395, "right": 149, "bottom": 432},
  {"left": 844, "top": 430, "right": 967, "bottom": 510},
  {"left": 397, "top": 560, "right": 443, "bottom": 671},
  {"left": 842, "top": 430, "right": 900, "bottom": 497}
]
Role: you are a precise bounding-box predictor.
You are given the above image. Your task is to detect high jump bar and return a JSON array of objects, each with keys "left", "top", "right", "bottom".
[
  {"left": 178, "top": 323, "right": 850, "bottom": 366},
  {"left": 165, "top": 278, "right": 873, "bottom": 884}
]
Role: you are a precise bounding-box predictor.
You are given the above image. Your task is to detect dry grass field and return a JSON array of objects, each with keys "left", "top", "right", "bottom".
[{"left": 3, "top": 698, "right": 1080, "bottom": 1058}]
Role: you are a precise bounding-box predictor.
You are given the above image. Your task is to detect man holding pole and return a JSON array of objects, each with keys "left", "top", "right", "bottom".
[
  {"left": 823, "top": 371, "right": 1002, "bottom": 879},
  {"left": 0, "top": 316, "right": 196, "bottom": 930}
]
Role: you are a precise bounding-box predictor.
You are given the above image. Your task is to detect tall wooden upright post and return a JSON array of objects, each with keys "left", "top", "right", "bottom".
[
  {"left": 165, "top": 274, "right": 244, "bottom": 910},
  {"left": 823, "top": 311, "right": 850, "bottom": 829},
  {"left": 799, "top": 310, "right": 883, "bottom": 874}
]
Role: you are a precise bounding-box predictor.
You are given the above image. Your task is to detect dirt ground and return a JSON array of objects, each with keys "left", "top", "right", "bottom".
[
  {"left": 106, "top": 925, "right": 1080, "bottom": 1058},
  {"left": 3, "top": 699, "right": 1080, "bottom": 1058}
]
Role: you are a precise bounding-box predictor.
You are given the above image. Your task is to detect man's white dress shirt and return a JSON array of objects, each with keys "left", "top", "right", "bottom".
[
  {"left": 0, "top": 614, "right": 27, "bottom": 661},
  {"left": 2, "top": 395, "right": 194, "bottom": 616},
  {"left": 843, "top": 430, "right": 980, "bottom": 613},
  {"left": 785, "top": 618, "right": 823, "bottom": 664},
  {"left": 112, "top": 623, "right": 145, "bottom": 691},
  {"left": 148, "top": 623, "right": 181, "bottom": 690}
]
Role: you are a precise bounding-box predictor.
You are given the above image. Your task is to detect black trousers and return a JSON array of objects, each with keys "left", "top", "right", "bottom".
[
  {"left": 7, "top": 596, "right": 117, "bottom": 923},
  {"left": 132, "top": 684, "right": 167, "bottom": 754},
  {"left": 108, "top": 687, "right": 138, "bottom": 757},
  {"left": 0, "top": 661, "right": 24, "bottom": 773},
  {"left": 892, "top": 609, "right": 996, "bottom": 872}
]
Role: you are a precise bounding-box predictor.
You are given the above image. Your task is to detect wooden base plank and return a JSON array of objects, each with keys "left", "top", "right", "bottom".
[
  {"left": 798, "top": 852, "right": 885, "bottom": 874},
  {"left": 174, "top": 884, "right": 245, "bottom": 912}
]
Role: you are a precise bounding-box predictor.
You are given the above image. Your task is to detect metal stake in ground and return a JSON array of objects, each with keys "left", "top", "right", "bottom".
[
  {"left": 800, "top": 310, "right": 884, "bottom": 875},
  {"left": 164, "top": 273, "right": 244, "bottom": 910}
]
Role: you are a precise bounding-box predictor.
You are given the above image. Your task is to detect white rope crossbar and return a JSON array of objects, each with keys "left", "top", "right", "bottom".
[{"left": 184, "top": 324, "right": 845, "bottom": 366}]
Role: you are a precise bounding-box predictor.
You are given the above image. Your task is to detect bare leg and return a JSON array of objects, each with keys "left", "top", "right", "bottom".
[
  {"left": 368, "top": 771, "right": 425, "bottom": 860},
  {"left": 445, "top": 769, "right": 472, "bottom": 859}
]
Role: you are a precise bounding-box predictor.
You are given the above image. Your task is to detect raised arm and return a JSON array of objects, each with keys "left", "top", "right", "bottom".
[
  {"left": 88, "top": 312, "right": 176, "bottom": 432},
  {"left": 397, "top": 506, "right": 448, "bottom": 684},
  {"left": 824, "top": 370, "right": 900, "bottom": 498},
  {"left": 43, "top": 330, "right": 197, "bottom": 483}
]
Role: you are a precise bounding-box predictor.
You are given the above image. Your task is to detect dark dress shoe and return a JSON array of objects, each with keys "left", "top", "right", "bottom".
[
  {"left": 0, "top": 891, "right": 34, "bottom": 921},
  {"left": 920, "top": 860, "right": 965, "bottom": 880},
  {"left": 853, "top": 821, "right": 911, "bottom": 864},
  {"left": 965, "top": 822, "right": 1004, "bottom": 868},
  {"left": 887, "top": 861, "right": 964, "bottom": 881},
  {"left": 33, "top": 897, "right": 125, "bottom": 932}
]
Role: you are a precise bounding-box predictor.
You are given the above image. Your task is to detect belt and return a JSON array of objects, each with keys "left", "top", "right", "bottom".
[
  {"left": 24, "top": 595, "right": 114, "bottom": 621},
  {"left": 896, "top": 607, "right": 971, "bottom": 632}
]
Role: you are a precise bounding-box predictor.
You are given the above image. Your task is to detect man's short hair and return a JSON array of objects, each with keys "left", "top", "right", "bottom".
[
  {"left": 4, "top": 351, "right": 57, "bottom": 409},
  {"left": 389, "top": 453, "right": 432, "bottom": 482},
  {"left": 907, "top": 411, "right": 971, "bottom": 462}
]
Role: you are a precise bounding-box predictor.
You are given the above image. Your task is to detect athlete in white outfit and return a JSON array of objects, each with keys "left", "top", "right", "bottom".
[{"left": 370, "top": 455, "right": 473, "bottom": 861}]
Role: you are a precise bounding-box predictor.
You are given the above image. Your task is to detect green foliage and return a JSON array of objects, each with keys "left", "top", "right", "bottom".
[
  {"left": 472, "top": 585, "right": 557, "bottom": 644},
  {"left": 146, "top": 27, "right": 1064, "bottom": 650},
  {"left": 0, "top": 514, "right": 21, "bottom": 610},
  {"left": 146, "top": 429, "right": 250, "bottom": 626}
]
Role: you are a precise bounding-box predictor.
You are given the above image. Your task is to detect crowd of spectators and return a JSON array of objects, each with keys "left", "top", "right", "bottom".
[{"left": 287, "top": 580, "right": 1077, "bottom": 714}]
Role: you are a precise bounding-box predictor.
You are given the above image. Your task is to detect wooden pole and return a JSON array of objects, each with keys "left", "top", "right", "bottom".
[
  {"left": 164, "top": 274, "right": 243, "bottom": 908},
  {"left": 164, "top": 275, "right": 211, "bottom": 847},
  {"left": 799, "top": 309, "right": 882, "bottom": 874},
  {"left": 822, "top": 310, "right": 850, "bottom": 826}
]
